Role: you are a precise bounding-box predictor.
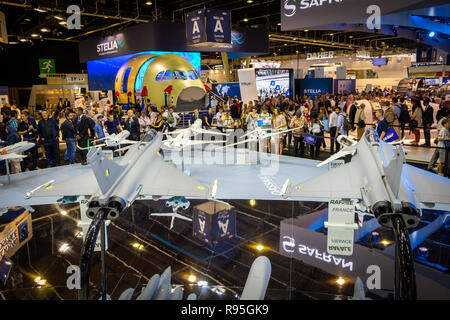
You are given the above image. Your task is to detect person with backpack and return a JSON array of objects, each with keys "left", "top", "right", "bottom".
[{"left": 422, "top": 98, "right": 434, "bottom": 147}]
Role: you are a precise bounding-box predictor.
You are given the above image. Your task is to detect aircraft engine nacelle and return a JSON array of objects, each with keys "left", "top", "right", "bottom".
[
  {"left": 371, "top": 200, "right": 420, "bottom": 229},
  {"left": 86, "top": 196, "right": 123, "bottom": 220}
]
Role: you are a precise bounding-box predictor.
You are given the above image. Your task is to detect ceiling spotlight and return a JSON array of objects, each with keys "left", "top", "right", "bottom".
[
  {"left": 19, "top": 38, "right": 27, "bottom": 42},
  {"left": 34, "top": 8, "right": 47, "bottom": 13},
  {"left": 31, "top": 34, "right": 39, "bottom": 38},
  {"left": 60, "top": 210, "right": 67, "bottom": 215},
  {"left": 188, "top": 275, "right": 197, "bottom": 283},
  {"left": 256, "top": 244, "right": 264, "bottom": 251},
  {"left": 58, "top": 243, "right": 70, "bottom": 253},
  {"left": 330, "top": 33, "right": 334, "bottom": 36},
  {"left": 145, "top": 1, "right": 152, "bottom": 5},
  {"left": 250, "top": 199, "right": 256, "bottom": 206},
  {"left": 24, "top": 18, "right": 31, "bottom": 22},
  {"left": 9, "top": 41, "right": 18, "bottom": 44},
  {"left": 296, "top": 50, "right": 299, "bottom": 54},
  {"left": 284, "top": 43, "right": 287, "bottom": 46},
  {"left": 243, "top": 18, "right": 248, "bottom": 22},
  {"left": 277, "top": 23, "right": 281, "bottom": 26},
  {"left": 304, "top": 29, "right": 309, "bottom": 32},
  {"left": 54, "top": 15, "right": 64, "bottom": 21},
  {"left": 247, "top": 0, "right": 254, "bottom": 3},
  {"left": 428, "top": 31, "right": 435, "bottom": 38},
  {"left": 40, "top": 28, "right": 49, "bottom": 33},
  {"left": 59, "top": 21, "right": 67, "bottom": 25}
]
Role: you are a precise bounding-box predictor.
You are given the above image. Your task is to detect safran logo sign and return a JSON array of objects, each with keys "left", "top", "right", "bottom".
[
  {"left": 283, "top": 0, "right": 344, "bottom": 17},
  {"left": 97, "top": 36, "right": 125, "bottom": 56}
]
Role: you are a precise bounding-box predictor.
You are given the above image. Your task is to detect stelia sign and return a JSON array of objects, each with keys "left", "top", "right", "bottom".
[{"left": 281, "top": 0, "right": 450, "bottom": 31}]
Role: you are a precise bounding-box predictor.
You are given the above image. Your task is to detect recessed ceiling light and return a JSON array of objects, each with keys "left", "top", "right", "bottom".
[
  {"left": 59, "top": 21, "right": 67, "bottom": 25},
  {"left": 243, "top": 18, "right": 248, "bottom": 22},
  {"left": 145, "top": 1, "right": 152, "bottom": 5},
  {"left": 31, "top": 34, "right": 39, "bottom": 37},
  {"left": 34, "top": 8, "right": 47, "bottom": 13},
  {"left": 247, "top": 0, "right": 253, "bottom": 3},
  {"left": 9, "top": 41, "right": 18, "bottom": 44},
  {"left": 40, "top": 28, "right": 49, "bottom": 32},
  {"left": 304, "top": 29, "right": 309, "bottom": 32},
  {"left": 277, "top": 23, "right": 281, "bottom": 26},
  {"left": 20, "top": 38, "right": 27, "bottom": 42},
  {"left": 54, "top": 15, "right": 64, "bottom": 20}
]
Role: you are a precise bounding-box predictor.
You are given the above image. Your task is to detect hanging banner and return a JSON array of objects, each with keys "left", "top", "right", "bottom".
[
  {"left": 281, "top": 0, "right": 450, "bottom": 31},
  {"left": 186, "top": 9, "right": 231, "bottom": 46},
  {"left": 213, "top": 82, "right": 242, "bottom": 100}
]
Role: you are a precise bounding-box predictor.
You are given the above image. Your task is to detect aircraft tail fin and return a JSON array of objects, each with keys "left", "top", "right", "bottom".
[
  {"left": 384, "top": 146, "right": 404, "bottom": 197},
  {"left": 87, "top": 147, "right": 125, "bottom": 194}
]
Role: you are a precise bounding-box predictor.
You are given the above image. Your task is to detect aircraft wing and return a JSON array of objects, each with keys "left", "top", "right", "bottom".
[
  {"left": 400, "top": 164, "right": 450, "bottom": 210},
  {"left": 0, "top": 153, "right": 27, "bottom": 160},
  {"left": 287, "top": 160, "right": 364, "bottom": 201},
  {"left": 30, "top": 171, "right": 99, "bottom": 198},
  {"left": 139, "top": 157, "right": 210, "bottom": 198}
]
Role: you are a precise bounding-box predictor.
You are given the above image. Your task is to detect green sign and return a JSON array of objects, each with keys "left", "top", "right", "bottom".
[{"left": 38, "top": 58, "right": 55, "bottom": 74}]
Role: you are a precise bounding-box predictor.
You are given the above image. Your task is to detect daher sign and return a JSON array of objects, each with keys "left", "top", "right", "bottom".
[{"left": 281, "top": 0, "right": 450, "bottom": 31}]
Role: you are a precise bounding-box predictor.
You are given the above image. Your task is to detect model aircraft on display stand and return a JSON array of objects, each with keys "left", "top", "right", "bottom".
[
  {"left": 281, "top": 129, "right": 450, "bottom": 300},
  {"left": 215, "top": 126, "right": 300, "bottom": 150},
  {"left": 0, "top": 141, "right": 35, "bottom": 184},
  {"left": 77, "top": 130, "right": 137, "bottom": 150}
]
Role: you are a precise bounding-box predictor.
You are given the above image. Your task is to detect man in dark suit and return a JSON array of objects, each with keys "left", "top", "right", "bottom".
[
  {"left": 76, "top": 107, "right": 92, "bottom": 164},
  {"left": 37, "top": 110, "right": 60, "bottom": 167}
]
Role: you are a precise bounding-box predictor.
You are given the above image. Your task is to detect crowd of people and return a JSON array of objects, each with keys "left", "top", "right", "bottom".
[{"left": 1, "top": 88, "right": 449, "bottom": 176}]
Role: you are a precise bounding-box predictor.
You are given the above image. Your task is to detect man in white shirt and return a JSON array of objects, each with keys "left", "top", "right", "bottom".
[{"left": 328, "top": 107, "right": 338, "bottom": 154}]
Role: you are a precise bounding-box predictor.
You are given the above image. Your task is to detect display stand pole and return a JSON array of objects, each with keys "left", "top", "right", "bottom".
[
  {"left": 100, "top": 219, "right": 107, "bottom": 301},
  {"left": 78, "top": 209, "right": 108, "bottom": 300},
  {"left": 391, "top": 214, "right": 417, "bottom": 300},
  {"left": 6, "top": 159, "right": 10, "bottom": 184}
]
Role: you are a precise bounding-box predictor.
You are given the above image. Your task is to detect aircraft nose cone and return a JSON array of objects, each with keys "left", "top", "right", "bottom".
[{"left": 178, "top": 87, "right": 205, "bottom": 102}]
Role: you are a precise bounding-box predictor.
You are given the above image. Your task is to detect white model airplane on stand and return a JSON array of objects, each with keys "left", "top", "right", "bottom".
[
  {"left": 0, "top": 141, "right": 35, "bottom": 161},
  {"left": 168, "top": 119, "right": 229, "bottom": 138},
  {"left": 0, "top": 141, "right": 36, "bottom": 184},
  {"left": 151, "top": 181, "right": 218, "bottom": 229},
  {"left": 77, "top": 130, "right": 137, "bottom": 150},
  {"left": 216, "top": 126, "right": 300, "bottom": 150}
]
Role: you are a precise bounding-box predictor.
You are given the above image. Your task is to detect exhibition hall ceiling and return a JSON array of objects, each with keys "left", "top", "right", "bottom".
[{"left": 2, "top": 0, "right": 449, "bottom": 57}]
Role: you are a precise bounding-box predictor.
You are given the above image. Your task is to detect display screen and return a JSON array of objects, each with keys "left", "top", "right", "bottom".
[
  {"left": 87, "top": 51, "right": 201, "bottom": 91},
  {"left": 372, "top": 58, "right": 387, "bottom": 66},
  {"left": 255, "top": 69, "right": 292, "bottom": 101},
  {"left": 303, "top": 135, "right": 317, "bottom": 145}
]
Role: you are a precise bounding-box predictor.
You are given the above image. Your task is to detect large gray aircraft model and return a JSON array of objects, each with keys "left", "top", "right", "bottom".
[
  {"left": 29, "top": 130, "right": 211, "bottom": 220},
  {"left": 283, "top": 129, "right": 450, "bottom": 228}
]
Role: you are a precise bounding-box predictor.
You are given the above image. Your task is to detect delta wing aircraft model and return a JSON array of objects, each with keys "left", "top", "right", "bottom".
[
  {"left": 28, "top": 130, "right": 211, "bottom": 219},
  {"left": 281, "top": 129, "right": 450, "bottom": 299}
]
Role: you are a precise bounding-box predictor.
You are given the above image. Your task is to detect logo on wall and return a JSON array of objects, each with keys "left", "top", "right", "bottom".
[
  {"left": 283, "top": 0, "right": 344, "bottom": 17},
  {"left": 231, "top": 31, "right": 246, "bottom": 45},
  {"left": 281, "top": 236, "right": 354, "bottom": 271},
  {"left": 97, "top": 35, "right": 125, "bottom": 56}
]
